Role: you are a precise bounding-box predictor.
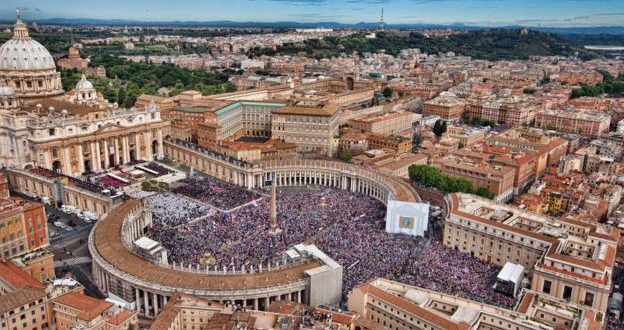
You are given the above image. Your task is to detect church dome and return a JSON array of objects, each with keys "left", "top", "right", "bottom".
[
  {"left": 0, "top": 14, "right": 55, "bottom": 71},
  {"left": 0, "top": 11, "right": 63, "bottom": 99},
  {"left": 76, "top": 74, "right": 94, "bottom": 91}
]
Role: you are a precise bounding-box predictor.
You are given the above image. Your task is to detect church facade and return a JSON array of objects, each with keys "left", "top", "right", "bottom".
[{"left": 0, "top": 13, "right": 169, "bottom": 177}]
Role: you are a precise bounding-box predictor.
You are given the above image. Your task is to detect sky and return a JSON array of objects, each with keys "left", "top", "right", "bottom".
[{"left": 2, "top": 0, "right": 624, "bottom": 27}]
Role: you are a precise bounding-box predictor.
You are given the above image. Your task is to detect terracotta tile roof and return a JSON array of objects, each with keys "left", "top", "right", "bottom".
[
  {"left": 94, "top": 200, "right": 322, "bottom": 291},
  {"left": 359, "top": 283, "right": 470, "bottom": 330},
  {"left": 0, "top": 286, "right": 46, "bottom": 314},
  {"left": 149, "top": 293, "right": 181, "bottom": 330},
  {"left": 54, "top": 291, "right": 113, "bottom": 321},
  {"left": 516, "top": 292, "right": 535, "bottom": 314},
  {"left": 0, "top": 260, "right": 45, "bottom": 289},
  {"left": 272, "top": 106, "right": 337, "bottom": 117},
  {"left": 106, "top": 309, "right": 135, "bottom": 326}
]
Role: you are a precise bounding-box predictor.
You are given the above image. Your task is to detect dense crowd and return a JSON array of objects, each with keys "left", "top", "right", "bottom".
[
  {"left": 148, "top": 192, "right": 215, "bottom": 227},
  {"left": 148, "top": 187, "right": 424, "bottom": 300},
  {"left": 143, "top": 162, "right": 175, "bottom": 176},
  {"left": 173, "top": 176, "right": 259, "bottom": 210},
  {"left": 97, "top": 175, "right": 127, "bottom": 189},
  {"left": 147, "top": 179, "right": 517, "bottom": 306},
  {"left": 397, "top": 242, "right": 517, "bottom": 309}
]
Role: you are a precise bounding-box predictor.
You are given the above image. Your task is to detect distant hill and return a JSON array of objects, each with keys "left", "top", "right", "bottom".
[
  {"left": 1, "top": 18, "right": 622, "bottom": 35},
  {"left": 248, "top": 29, "right": 600, "bottom": 61}
]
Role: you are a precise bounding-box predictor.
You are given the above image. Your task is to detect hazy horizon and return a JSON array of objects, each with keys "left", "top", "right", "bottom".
[{"left": 2, "top": 0, "right": 624, "bottom": 28}]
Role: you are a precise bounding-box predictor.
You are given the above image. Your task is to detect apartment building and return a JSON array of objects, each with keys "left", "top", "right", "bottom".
[
  {"left": 435, "top": 155, "right": 515, "bottom": 202},
  {"left": 423, "top": 94, "right": 467, "bottom": 121},
  {"left": 348, "top": 278, "right": 603, "bottom": 330},
  {"left": 535, "top": 110, "right": 611, "bottom": 137},
  {"left": 271, "top": 104, "right": 340, "bottom": 157},
  {"left": 349, "top": 110, "right": 415, "bottom": 135},
  {"left": 0, "top": 261, "right": 48, "bottom": 330},
  {"left": 445, "top": 193, "right": 619, "bottom": 314},
  {"left": 467, "top": 98, "right": 538, "bottom": 127}
]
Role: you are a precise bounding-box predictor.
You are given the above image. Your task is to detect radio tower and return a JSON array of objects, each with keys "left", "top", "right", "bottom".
[{"left": 379, "top": 8, "right": 385, "bottom": 32}]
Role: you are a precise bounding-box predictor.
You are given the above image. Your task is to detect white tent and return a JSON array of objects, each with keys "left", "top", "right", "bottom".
[
  {"left": 496, "top": 262, "right": 524, "bottom": 296},
  {"left": 385, "top": 200, "right": 429, "bottom": 237}
]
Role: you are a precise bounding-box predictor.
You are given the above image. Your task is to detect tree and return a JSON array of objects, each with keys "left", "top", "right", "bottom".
[
  {"left": 408, "top": 164, "right": 494, "bottom": 199},
  {"left": 382, "top": 87, "right": 393, "bottom": 98},
  {"left": 117, "top": 88, "right": 126, "bottom": 106},
  {"left": 337, "top": 151, "right": 353, "bottom": 162}
]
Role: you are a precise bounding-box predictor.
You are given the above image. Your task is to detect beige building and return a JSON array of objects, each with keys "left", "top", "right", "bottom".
[
  {"left": 444, "top": 125, "right": 485, "bottom": 147},
  {"left": 51, "top": 290, "right": 138, "bottom": 330},
  {"left": 423, "top": 94, "right": 467, "bottom": 121},
  {"left": 271, "top": 103, "right": 340, "bottom": 157},
  {"left": 0, "top": 261, "right": 49, "bottom": 330},
  {"left": 349, "top": 110, "right": 415, "bottom": 135},
  {"left": 535, "top": 110, "right": 611, "bottom": 137},
  {"left": 445, "top": 193, "right": 619, "bottom": 315},
  {"left": 365, "top": 133, "right": 412, "bottom": 155},
  {"left": 150, "top": 292, "right": 357, "bottom": 330},
  {"left": 435, "top": 155, "right": 515, "bottom": 202},
  {"left": 348, "top": 278, "right": 603, "bottom": 330},
  {"left": 467, "top": 98, "right": 538, "bottom": 127}
]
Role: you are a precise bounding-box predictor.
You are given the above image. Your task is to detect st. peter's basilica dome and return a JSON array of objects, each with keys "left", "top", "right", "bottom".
[{"left": 0, "top": 11, "right": 63, "bottom": 98}]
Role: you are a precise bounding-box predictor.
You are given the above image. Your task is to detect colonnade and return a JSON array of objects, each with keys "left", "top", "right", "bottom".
[
  {"left": 164, "top": 141, "right": 264, "bottom": 189},
  {"left": 266, "top": 169, "right": 389, "bottom": 203}
]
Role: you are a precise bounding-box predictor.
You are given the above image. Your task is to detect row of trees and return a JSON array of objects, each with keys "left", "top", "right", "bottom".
[
  {"left": 408, "top": 164, "right": 495, "bottom": 199},
  {"left": 570, "top": 70, "right": 624, "bottom": 98}
]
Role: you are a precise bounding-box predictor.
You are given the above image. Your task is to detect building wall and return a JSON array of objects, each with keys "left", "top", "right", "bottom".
[
  {"left": 0, "top": 295, "right": 48, "bottom": 330},
  {"left": 271, "top": 113, "right": 339, "bottom": 157}
]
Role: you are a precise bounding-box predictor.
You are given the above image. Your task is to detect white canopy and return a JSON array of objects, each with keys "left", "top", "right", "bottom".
[{"left": 497, "top": 262, "right": 524, "bottom": 284}]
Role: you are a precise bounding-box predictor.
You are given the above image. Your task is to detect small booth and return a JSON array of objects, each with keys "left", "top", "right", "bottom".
[{"left": 495, "top": 262, "right": 524, "bottom": 296}]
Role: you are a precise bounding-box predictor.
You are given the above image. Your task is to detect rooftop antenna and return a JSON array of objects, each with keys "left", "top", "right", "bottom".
[{"left": 380, "top": 8, "right": 385, "bottom": 32}]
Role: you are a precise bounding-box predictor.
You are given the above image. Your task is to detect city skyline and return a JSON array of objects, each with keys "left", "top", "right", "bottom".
[{"left": 2, "top": 0, "right": 624, "bottom": 27}]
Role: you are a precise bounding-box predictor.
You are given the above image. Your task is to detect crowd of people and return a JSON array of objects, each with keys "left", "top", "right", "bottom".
[
  {"left": 97, "top": 175, "right": 127, "bottom": 189},
  {"left": 143, "top": 162, "right": 175, "bottom": 176},
  {"left": 173, "top": 176, "right": 259, "bottom": 210},
  {"left": 148, "top": 192, "right": 216, "bottom": 227},
  {"left": 146, "top": 177, "right": 517, "bottom": 306},
  {"left": 147, "top": 187, "right": 425, "bottom": 300},
  {"left": 397, "top": 242, "right": 517, "bottom": 309}
]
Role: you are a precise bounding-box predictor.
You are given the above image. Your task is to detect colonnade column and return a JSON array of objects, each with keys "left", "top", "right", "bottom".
[
  {"left": 135, "top": 288, "right": 141, "bottom": 313},
  {"left": 144, "top": 133, "right": 153, "bottom": 160},
  {"left": 157, "top": 130, "right": 164, "bottom": 159},
  {"left": 143, "top": 291, "right": 150, "bottom": 318},
  {"left": 114, "top": 138, "right": 121, "bottom": 166},
  {"left": 103, "top": 140, "right": 110, "bottom": 168},
  {"left": 153, "top": 293, "right": 159, "bottom": 315},
  {"left": 63, "top": 147, "right": 72, "bottom": 175},
  {"left": 135, "top": 134, "right": 141, "bottom": 161},
  {"left": 92, "top": 142, "right": 100, "bottom": 171},
  {"left": 77, "top": 144, "right": 85, "bottom": 174},
  {"left": 43, "top": 149, "right": 51, "bottom": 169}
]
